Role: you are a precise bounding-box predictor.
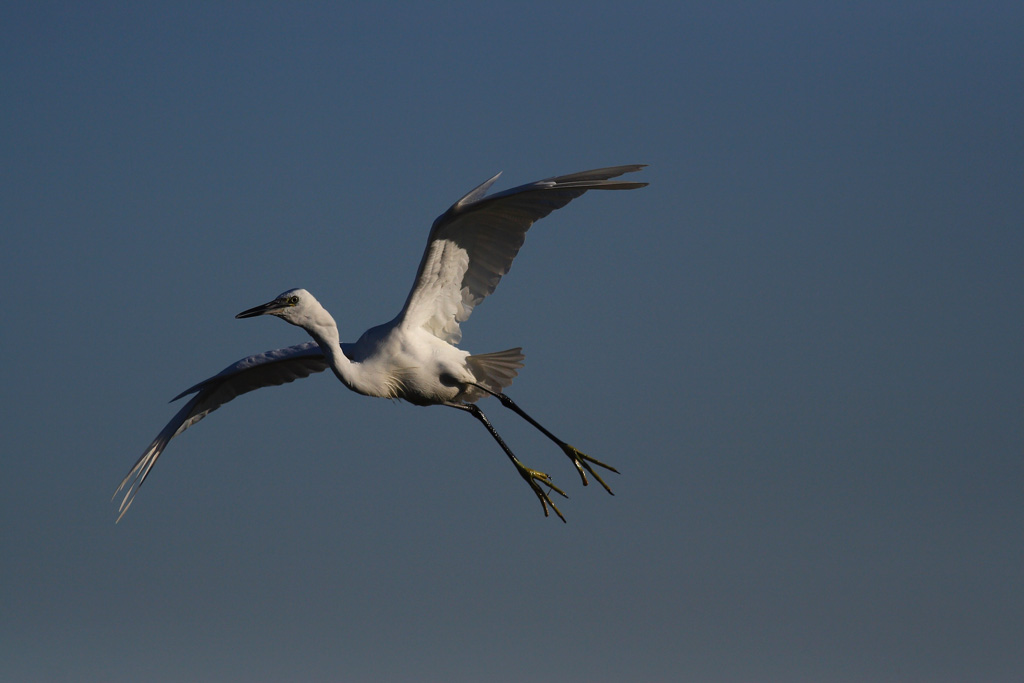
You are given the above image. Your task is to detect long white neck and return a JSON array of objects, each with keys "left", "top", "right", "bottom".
[{"left": 301, "top": 311, "right": 374, "bottom": 397}]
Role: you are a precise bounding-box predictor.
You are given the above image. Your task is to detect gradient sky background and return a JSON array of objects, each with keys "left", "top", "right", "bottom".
[{"left": 2, "top": 3, "right": 1022, "bottom": 682}]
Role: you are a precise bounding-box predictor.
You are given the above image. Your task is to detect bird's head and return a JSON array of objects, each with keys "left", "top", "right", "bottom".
[{"left": 236, "top": 288, "right": 327, "bottom": 329}]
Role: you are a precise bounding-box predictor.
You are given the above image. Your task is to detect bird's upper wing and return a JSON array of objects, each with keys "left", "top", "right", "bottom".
[
  {"left": 114, "top": 341, "right": 328, "bottom": 520},
  {"left": 397, "top": 165, "right": 647, "bottom": 344}
]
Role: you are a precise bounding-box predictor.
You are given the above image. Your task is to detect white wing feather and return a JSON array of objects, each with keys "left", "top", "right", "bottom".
[
  {"left": 398, "top": 165, "right": 648, "bottom": 343},
  {"left": 114, "top": 341, "right": 328, "bottom": 520}
]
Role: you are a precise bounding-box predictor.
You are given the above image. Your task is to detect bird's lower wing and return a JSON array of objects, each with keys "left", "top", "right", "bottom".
[{"left": 114, "top": 341, "right": 329, "bottom": 520}]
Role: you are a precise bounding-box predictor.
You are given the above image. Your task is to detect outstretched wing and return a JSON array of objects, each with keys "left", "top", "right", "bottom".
[
  {"left": 398, "top": 165, "right": 647, "bottom": 344},
  {"left": 114, "top": 341, "right": 328, "bottom": 520}
]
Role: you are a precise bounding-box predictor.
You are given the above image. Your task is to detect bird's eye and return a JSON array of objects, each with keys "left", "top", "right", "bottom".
[{"left": 288, "top": 296, "right": 299, "bottom": 305}]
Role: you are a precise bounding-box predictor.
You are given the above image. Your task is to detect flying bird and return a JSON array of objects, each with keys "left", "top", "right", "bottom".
[{"left": 114, "top": 165, "right": 647, "bottom": 522}]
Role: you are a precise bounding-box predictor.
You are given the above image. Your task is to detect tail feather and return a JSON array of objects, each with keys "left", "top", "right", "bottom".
[{"left": 466, "top": 347, "right": 525, "bottom": 396}]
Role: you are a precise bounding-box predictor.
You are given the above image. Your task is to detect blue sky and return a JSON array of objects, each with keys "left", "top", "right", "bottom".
[{"left": 2, "top": 3, "right": 1022, "bottom": 681}]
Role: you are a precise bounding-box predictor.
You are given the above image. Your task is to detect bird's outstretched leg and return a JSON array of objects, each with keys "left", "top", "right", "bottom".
[
  {"left": 448, "top": 402, "right": 568, "bottom": 522},
  {"left": 473, "top": 386, "right": 619, "bottom": 493}
]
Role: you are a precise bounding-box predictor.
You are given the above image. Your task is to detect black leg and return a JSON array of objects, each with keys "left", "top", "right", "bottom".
[
  {"left": 473, "top": 386, "right": 619, "bottom": 493},
  {"left": 447, "top": 402, "right": 567, "bottom": 522}
]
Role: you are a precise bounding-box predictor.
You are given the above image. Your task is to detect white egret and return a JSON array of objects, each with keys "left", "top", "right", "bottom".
[{"left": 115, "top": 165, "right": 647, "bottom": 522}]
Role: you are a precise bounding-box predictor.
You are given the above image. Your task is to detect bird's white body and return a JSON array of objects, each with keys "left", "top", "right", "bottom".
[
  {"left": 279, "top": 294, "right": 522, "bottom": 406},
  {"left": 116, "top": 165, "right": 647, "bottom": 521},
  {"left": 336, "top": 309, "right": 484, "bottom": 405}
]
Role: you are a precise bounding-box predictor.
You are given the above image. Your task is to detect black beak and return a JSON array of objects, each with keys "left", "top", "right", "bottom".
[{"left": 236, "top": 299, "right": 283, "bottom": 319}]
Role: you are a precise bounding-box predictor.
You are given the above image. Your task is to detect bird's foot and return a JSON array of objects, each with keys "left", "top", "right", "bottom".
[
  {"left": 516, "top": 463, "right": 568, "bottom": 522},
  {"left": 561, "top": 443, "right": 618, "bottom": 495}
]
